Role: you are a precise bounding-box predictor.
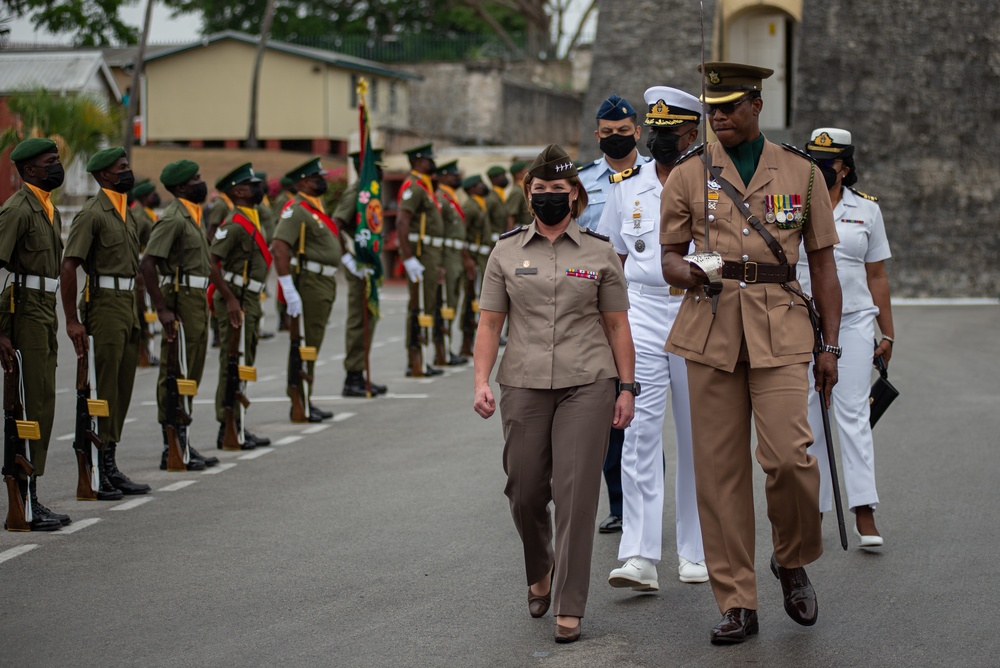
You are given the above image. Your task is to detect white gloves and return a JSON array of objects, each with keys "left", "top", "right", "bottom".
[
  {"left": 277, "top": 274, "right": 303, "bottom": 317},
  {"left": 342, "top": 254, "right": 373, "bottom": 279},
  {"left": 403, "top": 256, "right": 424, "bottom": 283}
]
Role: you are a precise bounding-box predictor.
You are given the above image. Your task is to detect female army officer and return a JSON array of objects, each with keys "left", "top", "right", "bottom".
[{"left": 472, "top": 144, "right": 636, "bottom": 644}]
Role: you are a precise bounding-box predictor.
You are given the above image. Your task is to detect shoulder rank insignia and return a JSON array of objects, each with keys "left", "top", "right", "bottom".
[
  {"left": 577, "top": 159, "right": 600, "bottom": 173},
  {"left": 582, "top": 228, "right": 610, "bottom": 242},
  {"left": 781, "top": 143, "right": 814, "bottom": 162},
  {"left": 280, "top": 206, "right": 294, "bottom": 219},
  {"left": 499, "top": 226, "right": 527, "bottom": 240},
  {"left": 609, "top": 164, "right": 641, "bottom": 184},
  {"left": 848, "top": 187, "right": 879, "bottom": 202},
  {"left": 673, "top": 143, "right": 705, "bottom": 166}
]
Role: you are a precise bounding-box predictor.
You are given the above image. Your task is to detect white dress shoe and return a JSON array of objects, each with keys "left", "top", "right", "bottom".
[
  {"left": 678, "top": 557, "right": 709, "bottom": 583},
  {"left": 854, "top": 527, "right": 884, "bottom": 549},
  {"left": 609, "top": 557, "right": 659, "bottom": 591}
]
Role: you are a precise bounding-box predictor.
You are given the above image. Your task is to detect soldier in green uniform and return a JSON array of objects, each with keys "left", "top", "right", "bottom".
[
  {"left": 505, "top": 160, "right": 533, "bottom": 229},
  {"left": 271, "top": 177, "right": 296, "bottom": 217},
  {"left": 458, "top": 174, "right": 491, "bottom": 358},
  {"left": 60, "top": 146, "right": 151, "bottom": 498},
  {"left": 272, "top": 157, "right": 340, "bottom": 422},
  {"left": 334, "top": 150, "right": 387, "bottom": 398},
  {"left": 396, "top": 143, "right": 445, "bottom": 377},
  {"left": 435, "top": 160, "right": 472, "bottom": 366},
  {"left": 130, "top": 178, "right": 160, "bottom": 367},
  {"left": 485, "top": 165, "right": 510, "bottom": 234},
  {"left": 210, "top": 163, "right": 273, "bottom": 447},
  {"left": 0, "top": 138, "right": 69, "bottom": 531},
  {"left": 140, "top": 159, "right": 242, "bottom": 469}
]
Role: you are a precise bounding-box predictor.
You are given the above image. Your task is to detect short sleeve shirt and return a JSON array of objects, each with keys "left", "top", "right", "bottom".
[
  {"left": 0, "top": 186, "right": 63, "bottom": 277},
  {"left": 577, "top": 154, "right": 651, "bottom": 231},
  {"left": 505, "top": 184, "right": 533, "bottom": 229},
  {"left": 478, "top": 222, "right": 630, "bottom": 389},
  {"left": 210, "top": 209, "right": 271, "bottom": 284},
  {"left": 463, "top": 198, "right": 488, "bottom": 247},
  {"left": 273, "top": 195, "right": 342, "bottom": 266},
  {"left": 64, "top": 190, "right": 141, "bottom": 277},
  {"left": 397, "top": 177, "right": 444, "bottom": 239},
  {"left": 438, "top": 190, "right": 466, "bottom": 241},
  {"left": 131, "top": 204, "right": 156, "bottom": 251},
  {"left": 144, "top": 199, "right": 212, "bottom": 278},
  {"left": 484, "top": 190, "right": 507, "bottom": 242}
]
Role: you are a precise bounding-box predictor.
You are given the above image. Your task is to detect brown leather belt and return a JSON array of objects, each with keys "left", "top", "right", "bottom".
[{"left": 721, "top": 261, "right": 795, "bottom": 284}]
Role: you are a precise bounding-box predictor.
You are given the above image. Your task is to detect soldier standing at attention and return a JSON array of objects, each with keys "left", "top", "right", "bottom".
[
  {"left": 130, "top": 178, "right": 160, "bottom": 367},
  {"left": 505, "top": 160, "right": 533, "bottom": 230},
  {"left": 579, "top": 93, "right": 650, "bottom": 535},
  {"left": 60, "top": 146, "right": 151, "bottom": 498},
  {"left": 271, "top": 157, "right": 339, "bottom": 422},
  {"left": 334, "top": 149, "right": 387, "bottom": 398},
  {"left": 209, "top": 163, "right": 273, "bottom": 448},
  {"left": 0, "top": 138, "right": 69, "bottom": 531},
  {"left": 396, "top": 143, "right": 445, "bottom": 378},
  {"left": 660, "top": 62, "right": 842, "bottom": 644},
  {"left": 458, "top": 174, "right": 491, "bottom": 358},
  {"left": 436, "top": 160, "right": 472, "bottom": 366},
  {"left": 140, "top": 159, "right": 240, "bottom": 470},
  {"left": 484, "top": 165, "right": 509, "bottom": 240}
]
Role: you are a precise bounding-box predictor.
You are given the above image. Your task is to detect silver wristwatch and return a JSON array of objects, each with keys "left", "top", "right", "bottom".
[{"left": 820, "top": 344, "right": 842, "bottom": 359}]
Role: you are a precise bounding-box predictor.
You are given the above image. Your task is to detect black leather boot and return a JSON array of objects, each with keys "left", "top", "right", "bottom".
[
  {"left": 342, "top": 372, "right": 368, "bottom": 398},
  {"left": 160, "top": 425, "right": 206, "bottom": 471},
  {"left": 28, "top": 477, "right": 71, "bottom": 525},
  {"left": 96, "top": 449, "right": 125, "bottom": 500},
  {"left": 216, "top": 422, "right": 255, "bottom": 451},
  {"left": 244, "top": 430, "right": 270, "bottom": 447},
  {"left": 106, "top": 443, "right": 151, "bottom": 495},
  {"left": 181, "top": 426, "right": 220, "bottom": 465}
]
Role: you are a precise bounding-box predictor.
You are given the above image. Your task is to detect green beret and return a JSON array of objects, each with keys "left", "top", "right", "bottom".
[
  {"left": 10, "top": 137, "right": 58, "bottom": 163},
  {"left": 160, "top": 159, "right": 200, "bottom": 187},
  {"left": 528, "top": 144, "right": 577, "bottom": 180},
  {"left": 403, "top": 143, "right": 435, "bottom": 160},
  {"left": 131, "top": 179, "right": 155, "bottom": 198},
  {"left": 510, "top": 160, "right": 530, "bottom": 175},
  {"left": 86, "top": 147, "right": 126, "bottom": 173},
  {"left": 486, "top": 165, "right": 506, "bottom": 178},
  {"left": 461, "top": 174, "right": 483, "bottom": 190},
  {"left": 285, "top": 156, "right": 326, "bottom": 182},
  {"left": 436, "top": 160, "right": 460, "bottom": 175},
  {"left": 215, "top": 163, "right": 260, "bottom": 192}
]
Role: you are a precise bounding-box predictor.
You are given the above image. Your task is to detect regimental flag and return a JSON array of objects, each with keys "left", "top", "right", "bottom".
[{"left": 354, "top": 78, "right": 384, "bottom": 320}]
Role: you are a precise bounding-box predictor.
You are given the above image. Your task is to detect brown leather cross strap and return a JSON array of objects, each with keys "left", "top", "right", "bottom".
[
  {"left": 721, "top": 260, "right": 795, "bottom": 283},
  {"left": 708, "top": 165, "right": 788, "bottom": 265}
]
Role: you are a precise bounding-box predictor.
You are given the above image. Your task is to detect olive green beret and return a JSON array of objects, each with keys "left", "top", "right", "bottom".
[
  {"left": 486, "top": 165, "right": 506, "bottom": 178},
  {"left": 131, "top": 178, "right": 155, "bottom": 198},
  {"left": 527, "top": 144, "right": 577, "bottom": 180},
  {"left": 86, "top": 147, "right": 126, "bottom": 173},
  {"left": 10, "top": 137, "right": 58, "bottom": 163},
  {"left": 215, "top": 163, "right": 260, "bottom": 192},
  {"left": 461, "top": 174, "right": 483, "bottom": 190},
  {"left": 160, "top": 159, "right": 200, "bottom": 187},
  {"left": 510, "top": 160, "right": 530, "bottom": 175},
  {"left": 285, "top": 156, "right": 326, "bottom": 182},
  {"left": 436, "top": 160, "right": 460, "bottom": 175}
]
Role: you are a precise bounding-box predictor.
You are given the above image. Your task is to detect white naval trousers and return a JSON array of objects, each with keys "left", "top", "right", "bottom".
[
  {"left": 618, "top": 285, "right": 703, "bottom": 564},
  {"left": 807, "top": 307, "right": 881, "bottom": 513}
]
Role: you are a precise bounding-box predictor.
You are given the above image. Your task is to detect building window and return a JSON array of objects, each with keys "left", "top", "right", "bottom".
[
  {"left": 390, "top": 82, "right": 398, "bottom": 115},
  {"left": 350, "top": 74, "right": 359, "bottom": 108}
]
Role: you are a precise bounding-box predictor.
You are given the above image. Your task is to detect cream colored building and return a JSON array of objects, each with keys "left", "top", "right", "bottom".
[{"left": 139, "top": 31, "right": 417, "bottom": 153}]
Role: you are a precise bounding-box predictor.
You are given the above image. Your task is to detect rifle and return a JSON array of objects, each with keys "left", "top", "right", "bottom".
[
  {"left": 163, "top": 321, "right": 196, "bottom": 471},
  {"left": 3, "top": 351, "right": 40, "bottom": 531},
  {"left": 221, "top": 255, "right": 255, "bottom": 450},
  {"left": 288, "top": 315, "right": 315, "bottom": 422},
  {"left": 433, "top": 282, "right": 448, "bottom": 364},
  {"left": 73, "top": 339, "right": 107, "bottom": 500}
]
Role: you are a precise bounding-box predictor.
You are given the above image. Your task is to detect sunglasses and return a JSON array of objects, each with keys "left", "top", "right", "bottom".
[{"left": 707, "top": 95, "right": 752, "bottom": 115}]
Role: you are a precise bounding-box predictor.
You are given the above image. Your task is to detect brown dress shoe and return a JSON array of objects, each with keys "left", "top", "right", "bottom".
[
  {"left": 554, "top": 621, "right": 581, "bottom": 643},
  {"left": 770, "top": 554, "right": 818, "bottom": 626},
  {"left": 528, "top": 589, "right": 550, "bottom": 618},
  {"left": 710, "top": 608, "right": 758, "bottom": 644}
]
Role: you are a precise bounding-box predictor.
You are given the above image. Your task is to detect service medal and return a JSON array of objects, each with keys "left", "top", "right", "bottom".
[
  {"left": 635, "top": 239, "right": 645, "bottom": 253},
  {"left": 776, "top": 210, "right": 786, "bottom": 223},
  {"left": 794, "top": 210, "right": 803, "bottom": 222}
]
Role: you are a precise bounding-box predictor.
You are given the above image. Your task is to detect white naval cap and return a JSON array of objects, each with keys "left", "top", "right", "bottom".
[
  {"left": 642, "top": 86, "right": 701, "bottom": 126},
  {"left": 807, "top": 127, "right": 853, "bottom": 158}
]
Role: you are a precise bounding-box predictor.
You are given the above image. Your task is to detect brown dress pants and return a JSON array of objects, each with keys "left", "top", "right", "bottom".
[
  {"left": 686, "top": 346, "right": 823, "bottom": 614},
  {"left": 498, "top": 379, "right": 615, "bottom": 618}
]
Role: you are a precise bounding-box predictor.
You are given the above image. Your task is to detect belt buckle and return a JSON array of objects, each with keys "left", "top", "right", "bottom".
[{"left": 743, "top": 261, "right": 758, "bottom": 283}]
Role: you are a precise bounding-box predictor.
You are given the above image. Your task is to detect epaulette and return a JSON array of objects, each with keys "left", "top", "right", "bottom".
[
  {"left": 608, "top": 164, "right": 641, "bottom": 184},
  {"left": 582, "top": 228, "right": 610, "bottom": 242},
  {"left": 499, "top": 226, "right": 527, "bottom": 240},
  {"left": 577, "top": 159, "right": 601, "bottom": 172},
  {"left": 848, "top": 187, "right": 879, "bottom": 202},
  {"left": 673, "top": 144, "right": 705, "bottom": 166},
  {"left": 781, "top": 143, "right": 814, "bottom": 162}
]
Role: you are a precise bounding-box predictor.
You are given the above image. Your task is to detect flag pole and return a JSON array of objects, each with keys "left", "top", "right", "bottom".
[{"left": 362, "top": 277, "right": 372, "bottom": 398}]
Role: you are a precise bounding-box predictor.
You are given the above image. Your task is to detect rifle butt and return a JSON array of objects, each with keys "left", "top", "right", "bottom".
[
  {"left": 165, "top": 426, "right": 186, "bottom": 472},
  {"left": 75, "top": 449, "right": 98, "bottom": 501},
  {"left": 3, "top": 474, "right": 29, "bottom": 531},
  {"left": 408, "top": 347, "right": 424, "bottom": 378},
  {"left": 14, "top": 453, "right": 33, "bottom": 477},
  {"left": 289, "top": 387, "right": 308, "bottom": 423},
  {"left": 221, "top": 409, "right": 243, "bottom": 451}
]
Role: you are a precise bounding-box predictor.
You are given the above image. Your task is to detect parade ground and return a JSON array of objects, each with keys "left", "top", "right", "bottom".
[{"left": 1, "top": 280, "right": 997, "bottom": 667}]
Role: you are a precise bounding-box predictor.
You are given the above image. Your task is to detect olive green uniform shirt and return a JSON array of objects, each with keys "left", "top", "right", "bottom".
[
  {"left": 506, "top": 183, "right": 533, "bottom": 228},
  {"left": 131, "top": 204, "right": 156, "bottom": 252},
  {"left": 484, "top": 190, "right": 507, "bottom": 243},
  {"left": 273, "top": 195, "right": 343, "bottom": 267},
  {"left": 210, "top": 209, "right": 271, "bottom": 286},
  {"left": 144, "top": 200, "right": 213, "bottom": 279},
  {"left": 331, "top": 183, "right": 376, "bottom": 374}
]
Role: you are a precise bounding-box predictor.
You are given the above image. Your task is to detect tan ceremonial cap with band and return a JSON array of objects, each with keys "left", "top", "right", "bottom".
[{"left": 697, "top": 62, "right": 775, "bottom": 104}]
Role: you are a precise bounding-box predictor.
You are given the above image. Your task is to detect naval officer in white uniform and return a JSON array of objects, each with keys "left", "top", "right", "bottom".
[
  {"left": 797, "top": 127, "right": 895, "bottom": 549},
  {"left": 597, "top": 86, "right": 708, "bottom": 590}
]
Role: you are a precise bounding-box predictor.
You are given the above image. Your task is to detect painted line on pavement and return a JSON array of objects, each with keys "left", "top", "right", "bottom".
[
  {"left": 257, "top": 374, "right": 278, "bottom": 383},
  {"left": 110, "top": 497, "right": 154, "bottom": 512},
  {"left": 332, "top": 412, "right": 355, "bottom": 422},
  {"left": 142, "top": 393, "right": 425, "bottom": 407},
  {"left": 893, "top": 297, "right": 998, "bottom": 306},
  {"left": 239, "top": 447, "right": 274, "bottom": 460},
  {"left": 386, "top": 336, "right": 403, "bottom": 343},
  {"left": 274, "top": 435, "right": 302, "bottom": 446},
  {"left": 57, "top": 518, "right": 102, "bottom": 535},
  {"left": 124, "top": 417, "right": 137, "bottom": 424},
  {"left": 0, "top": 544, "right": 39, "bottom": 564},
  {"left": 301, "top": 424, "right": 330, "bottom": 434},
  {"left": 159, "top": 480, "right": 199, "bottom": 492},
  {"left": 371, "top": 341, "right": 386, "bottom": 348},
  {"left": 56, "top": 433, "right": 74, "bottom": 441},
  {"left": 203, "top": 463, "right": 237, "bottom": 475},
  {"left": 381, "top": 393, "right": 429, "bottom": 399}
]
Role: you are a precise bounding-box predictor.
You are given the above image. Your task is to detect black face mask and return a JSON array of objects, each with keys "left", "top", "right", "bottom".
[
  {"left": 312, "top": 176, "right": 329, "bottom": 195},
  {"left": 646, "top": 130, "right": 683, "bottom": 165},
  {"left": 495, "top": 177, "right": 510, "bottom": 189},
  {"left": 819, "top": 163, "right": 840, "bottom": 190},
  {"left": 599, "top": 133, "right": 636, "bottom": 161},
  {"left": 249, "top": 182, "right": 266, "bottom": 205},
  {"left": 36, "top": 162, "right": 65, "bottom": 191},
  {"left": 183, "top": 181, "right": 208, "bottom": 204},
  {"left": 530, "top": 192, "right": 572, "bottom": 226},
  {"left": 109, "top": 169, "right": 135, "bottom": 194}
]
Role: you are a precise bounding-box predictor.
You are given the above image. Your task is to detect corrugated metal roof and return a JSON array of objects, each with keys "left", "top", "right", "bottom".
[{"left": 0, "top": 51, "right": 121, "bottom": 98}]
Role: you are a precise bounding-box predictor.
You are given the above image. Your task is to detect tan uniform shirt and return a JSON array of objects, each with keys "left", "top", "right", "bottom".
[
  {"left": 479, "top": 221, "right": 630, "bottom": 389},
  {"left": 659, "top": 140, "right": 839, "bottom": 372}
]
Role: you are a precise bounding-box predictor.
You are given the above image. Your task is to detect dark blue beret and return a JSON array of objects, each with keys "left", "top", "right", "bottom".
[{"left": 596, "top": 94, "right": 636, "bottom": 121}]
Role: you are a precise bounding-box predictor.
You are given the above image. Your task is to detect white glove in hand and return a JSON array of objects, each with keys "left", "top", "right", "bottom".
[
  {"left": 342, "top": 254, "right": 364, "bottom": 279},
  {"left": 277, "top": 274, "right": 303, "bottom": 318},
  {"left": 403, "top": 256, "right": 425, "bottom": 283}
]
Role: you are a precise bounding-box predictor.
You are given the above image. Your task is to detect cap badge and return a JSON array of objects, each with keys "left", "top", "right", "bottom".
[
  {"left": 708, "top": 70, "right": 721, "bottom": 85},
  {"left": 554, "top": 161, "right": 573, "bottom": 173},
  {"left": 814, "top": 132, "right": 834, "bottom": 147},
  {"left": 621, "top": 106, "right": 627, "bottom": 113}
]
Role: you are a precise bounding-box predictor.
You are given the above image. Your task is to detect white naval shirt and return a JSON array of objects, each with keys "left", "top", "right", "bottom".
[
  {"left": 577, "top": 153, "right": 651, "bottom": 232},
  {"left": 797, "top": 187, "right": 891, "bottom": 314}
]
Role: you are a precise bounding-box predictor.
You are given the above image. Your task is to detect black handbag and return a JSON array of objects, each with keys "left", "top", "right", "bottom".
[{"left": 869, "top": 349, "right": 899, "bottom": 428}]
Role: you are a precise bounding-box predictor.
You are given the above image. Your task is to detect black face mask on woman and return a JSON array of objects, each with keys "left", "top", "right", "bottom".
[
  {"left": 646, "top": 129, "right": 683, "bottom": 165},
  {"left": 599, "top": 133, "right": 636, "bottom": 161},
  {"left": 819, "top": 163, "right": 840, "bottom": 190},
  {"left": 531, "top": 192, "right": 572, "bottom": 226},
  {"left": 36, "top": 163, "right": 65, "bottom": 191}
]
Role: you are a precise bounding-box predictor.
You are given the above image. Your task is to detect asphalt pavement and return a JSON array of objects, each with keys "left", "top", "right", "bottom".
[{"left": 1, "top": 280, "right": 998, "bottom": 667}]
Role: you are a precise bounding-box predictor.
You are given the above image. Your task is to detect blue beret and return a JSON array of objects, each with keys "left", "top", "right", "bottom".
[{"left": 596, "top": 94, "right": 636, "bottom": 121}]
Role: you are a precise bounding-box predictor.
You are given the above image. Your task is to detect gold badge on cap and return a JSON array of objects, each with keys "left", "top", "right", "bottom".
[
  {"left": 814, "top": 132, "right": 834, "bottom": 147},
  {"left": 708, "top": 71, "right": 721, "bottom": 84}
]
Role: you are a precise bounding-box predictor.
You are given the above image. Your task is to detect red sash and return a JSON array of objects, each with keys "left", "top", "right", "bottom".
[
  {"left": 298, "top": 200, "right": 339, "bottom": 237},
  {"left": 397, "top": 175, "right": 441, "bottom": 213},
  {"left": 439, "top": 190, "right": 466, "bottom": 222},
  {"left": 230, "top": 213, "right": 273, "bottom": 268}
]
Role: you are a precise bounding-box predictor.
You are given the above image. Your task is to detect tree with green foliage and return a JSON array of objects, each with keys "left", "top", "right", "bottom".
[{"left": 4, "top": 0, "right": 139, "bottom": 46}]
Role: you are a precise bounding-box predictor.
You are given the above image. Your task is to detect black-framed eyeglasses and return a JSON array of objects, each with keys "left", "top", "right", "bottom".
[{"left": 707, "top": 94, "right": 751, "bottom": 116}]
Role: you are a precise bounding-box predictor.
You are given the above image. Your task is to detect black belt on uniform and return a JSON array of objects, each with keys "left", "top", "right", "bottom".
[{"left": 721, "top": 261, "right": 795, "bottom": 284}]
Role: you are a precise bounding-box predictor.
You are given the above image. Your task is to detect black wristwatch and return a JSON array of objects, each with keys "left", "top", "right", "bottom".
[
  {"left": 619, "top": 381, "right": 641, "bottom": 397},
  {"left": 820, "top": 344, "right": 842, "bottom": 359}
]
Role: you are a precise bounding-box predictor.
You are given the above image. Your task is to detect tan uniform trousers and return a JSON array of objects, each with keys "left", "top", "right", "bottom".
[
  {"left": 686, "top": 342, "right": 823, "bottom": 614},
  {"left": 498, "top": 379, "right": 615, "bottom": 618}
]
